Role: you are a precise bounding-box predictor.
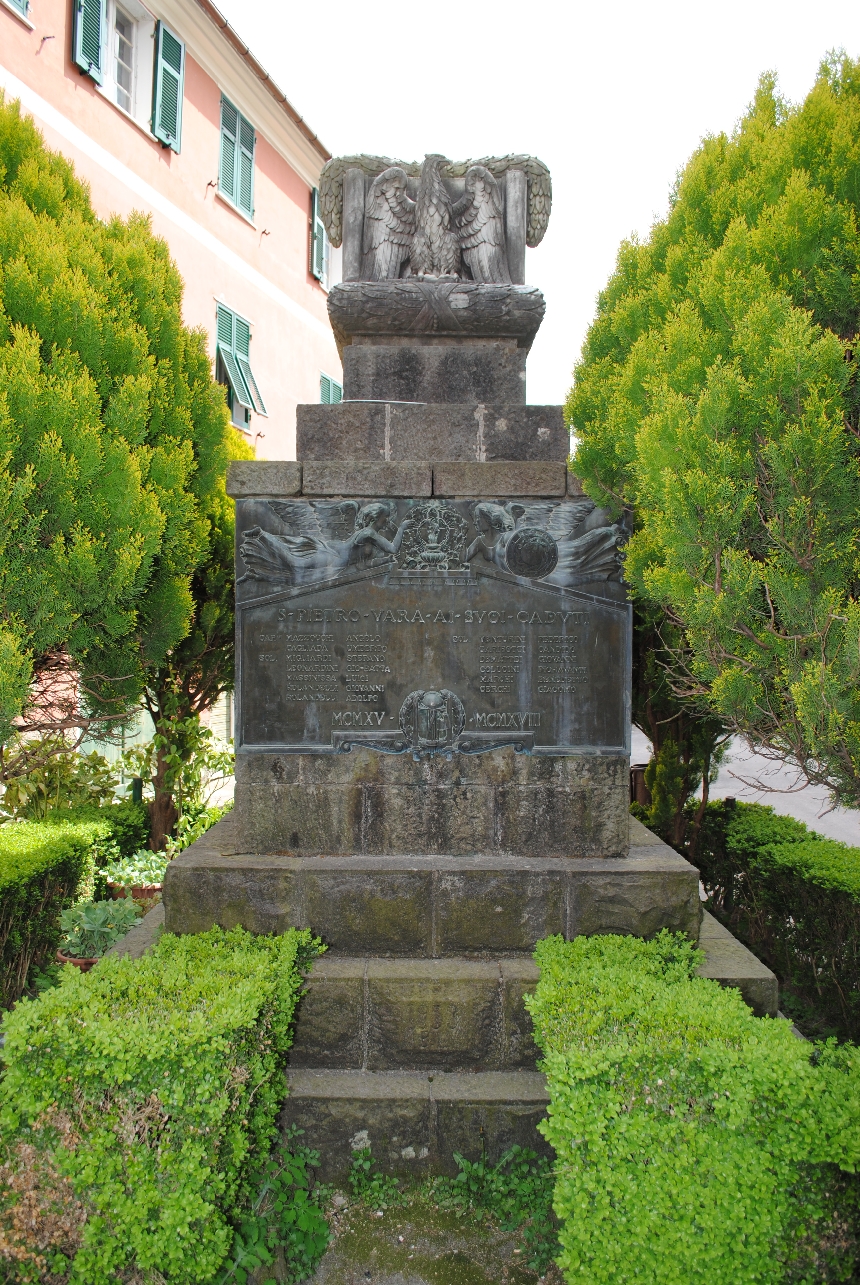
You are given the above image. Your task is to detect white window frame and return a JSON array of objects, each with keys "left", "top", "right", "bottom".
[{"left": 97, "top": 0, "right": 155, "bottom": 133}]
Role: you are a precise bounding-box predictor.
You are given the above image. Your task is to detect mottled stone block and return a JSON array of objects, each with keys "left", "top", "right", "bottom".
[
  {"left": 366, "top": 960, "right": 500, "bottom": 1070},
  {"left": 500, "top": 959, "right": 541, "bottom": 1069},
  {"left": 296, "top": 403, "right": 567, "bottom": 463},
  {"left": 432, "top": 460, "right": 567, "bottom": 497},
  {"left": 302, "top": 865, "right": 434, "bottom": 956},
  {"left": 434, "top": 866, "right": 566, "bottom": 954},
  {"left": 281, "top": 1069, "right": 549, "bottom": 1179},
  {"left": 226, "top": 460, "right": 302, "bottom": 497},
  {"left": 301, "top": 460, "right": 432, "bottom": 497},
  {"left": 289, "top": 959, "right": 365, "bottom": 1068},
  {"left": 696, "top": 911, "right": 778, "bottom": 1016},
  {"left": 233, "top": 750, "right": 629, "bottom": 858},
  {"left": 342, "top": 341, "right": 527, "bottom": 404}
]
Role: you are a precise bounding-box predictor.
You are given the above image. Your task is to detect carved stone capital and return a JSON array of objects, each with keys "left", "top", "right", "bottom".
[{"left": 327, "top": 281, "right": 546, "bottom": 355}]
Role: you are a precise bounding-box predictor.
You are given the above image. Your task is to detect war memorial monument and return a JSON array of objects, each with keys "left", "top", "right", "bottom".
[{"left": 163, "top": 152, "right": 776, "bottom": 1177}]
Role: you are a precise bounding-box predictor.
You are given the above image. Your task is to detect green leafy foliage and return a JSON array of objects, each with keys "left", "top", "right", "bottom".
[
  {"left": 58, "top": 897, "right": 140, "bottom": 958},
  {"left": 0, "top": 740, "right": 118, "bottom": 820},
  {"left": 216, "top": 1128, "right": 330, "bottom": 1285},
  {"left": 348, "top": 1147, "right": 402, "bottom": 1210},
  {"left": 0, "top": 925, "right": 325, "bottom": 1283},
  {"left": 0, "top": 818, "right": 102, "bottom": 1005},
  {"left": 568, "top": 55, "right": 860, "bottom": 808},
  {"left": 529, "top": 931, "right": 860, "bottom": 1284},
  {"left": 104, "top": 847, "right": 169, "bottom": 889},
  {"left": 695, "top": 799, "right": 860, "bottom": 1038},
  {"left": 430, "top": 1145, "right": 558, "bottom": 1275},
  {"left": 0, "top": 92, "right": 243, "bottom": 779}
]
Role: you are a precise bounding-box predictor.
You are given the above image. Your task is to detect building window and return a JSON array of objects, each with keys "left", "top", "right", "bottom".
[
  {"left": 320, "top": 373, "right": 342, "bottom": 404},
  {"left": 74, "top": 0, "right": 107, "bottom": 83},
  {"left": 216, "top": 303, "right": 267, "bottom": 429},
  {"left": 6, "top": 0, "right": 30, "bottom": 16},
  {"left": 113, "top": 6, "right": 134, "bottom": 113},
  {"left": 219, "top": 97, "right": 256, "bottom": 219},
  {"left": 310, "top": 187, "right": 330, "bottom": 286}
]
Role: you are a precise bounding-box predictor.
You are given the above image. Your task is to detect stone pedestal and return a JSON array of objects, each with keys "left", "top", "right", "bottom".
[{"left": 162, "top": 264, "right": 776, "bottom": 1179}]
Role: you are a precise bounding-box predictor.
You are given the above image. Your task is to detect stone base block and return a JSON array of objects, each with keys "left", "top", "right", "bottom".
[
  {"left": 342, "top": 341, "right": 527, "bottom": 404},
  {"left": 290, "top": 957, "right": 539, "bottom": 1073},
  {"left": 162, "top": 819, "right": 702, "bottom": 951},
  {"left": 296, "top": 402, "right": 566, "bottom": 463},
  {"left": 233, "top": 750, "right": 629, "bottom": 858},
  {"left": 281, "top": 1069, "right": 551, "bottom": 1180}
]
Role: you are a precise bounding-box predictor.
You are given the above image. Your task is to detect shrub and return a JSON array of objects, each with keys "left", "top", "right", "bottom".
[
  {"left": 42, "top": 800, "right": 150, "bottom": 861},
  {"left": 529, "top": 931, "right": 860, "bottom": 1284},
  {"left": 58, "top": 898, "right": 140, "bottom": 959},
  {"left": 0, "top": 819, "right": 103, "bottom": 1006},
  {"left": 104, "top": 848, "right": 169, "bottom": 890},
  {"left": 0, "top": 925, "right": 325, "bottom": 1284},
  {"left": 694, "top": 800, "right": 860, "bottom": 1039}
]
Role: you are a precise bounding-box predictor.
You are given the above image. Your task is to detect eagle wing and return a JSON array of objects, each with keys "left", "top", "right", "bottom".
[
  {"left": 362, "top": 167, "right": 416, "bottom": 281},
  {"left": 453, "top": 166, "right": 510, "bottom": 284}
]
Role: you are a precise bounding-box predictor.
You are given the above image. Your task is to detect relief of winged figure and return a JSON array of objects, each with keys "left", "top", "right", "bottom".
[
  {"left": 238, "top": 500, "right": 412, "bottom": 586},
  {"left": 361, "top": 154, "right": 511, "bottom": 283},
  {"left": 466, "top": 499, "right": 625, "bottom": 585}
]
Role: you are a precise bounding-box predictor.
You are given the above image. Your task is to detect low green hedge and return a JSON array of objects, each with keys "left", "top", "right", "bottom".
[
  {"left": 0, "top": 820, "right": 104, "bottom": 1007},
  {"left": 694, "top": 801, "right": 860, "bottom": 1039},
  {"left": 529, "top": 931, "right": 860, "bottom": 1284},
  {"left": 0, "top": 925, "right": 324, "bottom": 1284},
  {"left": 42, "top": 800, "right": 149, "bottom": 860}
]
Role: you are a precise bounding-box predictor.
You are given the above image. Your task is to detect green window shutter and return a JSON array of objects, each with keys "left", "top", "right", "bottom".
[
  {"left": 234, "top": 316, "right": 267, "bottom": 415},
  {"left": 73, "top": 0, "right": 106, "bottom": 83},
  {"left": 331, "top": 379, "right": 343, "bottom": 404},
  {"left": 237, "top": 116, "right": 256, "bottom": 217},
  {"left": 152, "top": 23, "right": 185, "bottom": 152},
  {"left": 219, "top": 98, "right": 239, "bottom": 205},
  {"left": 310, "top": 188, "right": 326, "bottom": 281},
  {"left": 8, "top": 0, "right": 29, "bottom": 15},
  {"left": 320, "top": 373, "right": 331, "bottom": 404},
  {"left": 216, "top": 304, "right": 266, "bottom": 416}
]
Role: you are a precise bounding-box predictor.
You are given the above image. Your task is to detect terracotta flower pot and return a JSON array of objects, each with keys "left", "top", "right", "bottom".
[
  {"left": 56, "top": 949, "right": 99, "bottom": 972},
  {"left": 108, "top": 881, "right": 163, "bottom": 913}
]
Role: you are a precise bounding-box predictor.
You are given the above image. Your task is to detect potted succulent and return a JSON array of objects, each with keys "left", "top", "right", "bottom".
[
  {"left": 105, "top": 848, "right": 170, "bottom": 910},
  {"left": 57, "top": 899, "right": 141, "bottom": 970}
]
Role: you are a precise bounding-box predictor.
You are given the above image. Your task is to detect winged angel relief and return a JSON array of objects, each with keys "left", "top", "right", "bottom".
[
  {"left": 319, "top": 154, "right": 552, "bottom": 284},
  {"left": 238, "top": 498, "right": 624, "bottom": 590}
]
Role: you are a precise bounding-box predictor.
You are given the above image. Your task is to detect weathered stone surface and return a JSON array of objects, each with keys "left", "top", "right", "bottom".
[
  {"left": 432, "top": 461, "right": 566, "bottom": 497},
  {"left": 281, "top": 1069, "right": 550, "bottom": 1179},
  {"left": 342, "top": 341, "right": 527, "bottom": 404},
  {"left": 296, "top": 402, "right": 567, "bottom": 463},
  {"left": 289, "top": 959, "right": 365, "bottom": 1068},
  {"left": 327, "top": 282, "right": 546, "bottom": 357},
  {"left": 301, "top": 461, "right": 432, "bottom": 497},
  {"left": 696, "top": 911, "right": 779, "bottom": 1017},
  {"left": 162, "top": 822, "right": 701, "bottom": 952},
  {"left": 233, "top": 751, "right": 630, "bottom": 858},
  {"left": 227, "top": 460, "right": 302, "bottom": 498}
]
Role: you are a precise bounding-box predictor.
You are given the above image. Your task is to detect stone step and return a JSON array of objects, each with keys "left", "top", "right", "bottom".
[
  {"left": 290, "top": 957, "right": 539, "bottom": 1073},
  {"left": 163, "top": 817, "right": 701, "bottom": 952},
  {"left": 281, "top": 1069, "right": 551, "bottom": 1181},
  {"left": 696, "top": 910, "right": 778, "bottom": 1017},
  {"left": 289, "top": 916, "right": 779, "bottom": 1074}
]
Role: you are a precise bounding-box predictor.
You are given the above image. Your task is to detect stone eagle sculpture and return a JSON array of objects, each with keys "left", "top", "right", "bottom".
[{"left": 321, "top": 153, "right": 551, "bottom": 285}]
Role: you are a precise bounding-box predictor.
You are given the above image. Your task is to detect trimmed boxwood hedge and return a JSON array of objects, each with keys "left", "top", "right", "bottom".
[
  {"left": 529, "top": 931, "right": 860, "bottom": 1284},
  {"left": 694, "top": 801, "right": 860, "bottom": 1039},
  {"left": 0, "top": 819, "right": 105, "bottom": 1007},
  {"left": 0, "top": 925, "right": 323, "bottom": 1284}
]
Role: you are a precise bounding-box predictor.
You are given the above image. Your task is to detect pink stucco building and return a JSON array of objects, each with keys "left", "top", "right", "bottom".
[{"left": 0, "top": 0, "right": 343, "bottom": 458}]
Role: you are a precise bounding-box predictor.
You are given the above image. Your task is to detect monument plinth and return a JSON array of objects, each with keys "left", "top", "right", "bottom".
[{"left": 163, "top": 151, "right": 722, "bottom": 1180}]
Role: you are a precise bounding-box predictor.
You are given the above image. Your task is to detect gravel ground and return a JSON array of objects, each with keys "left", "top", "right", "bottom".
[{"left": 306, "top": 1194, "right": 563, "bottom": 1285}]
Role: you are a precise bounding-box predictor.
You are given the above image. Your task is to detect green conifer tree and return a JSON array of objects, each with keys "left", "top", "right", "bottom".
[
  {"left": 569, "top": 55, "right": 860, "bottom": 810},
  {"left": 0, "top": 95, "right": 243, "bottom": 788}
]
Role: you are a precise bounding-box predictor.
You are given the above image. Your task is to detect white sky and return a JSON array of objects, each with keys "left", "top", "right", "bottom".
[{"left": 215, "top": 0, "right": 860, "bottom": 406}]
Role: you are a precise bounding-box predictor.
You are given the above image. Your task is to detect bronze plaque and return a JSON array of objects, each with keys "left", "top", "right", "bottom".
[{"left": 235, "top": 498, "right": 630, "bottom": 757}]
